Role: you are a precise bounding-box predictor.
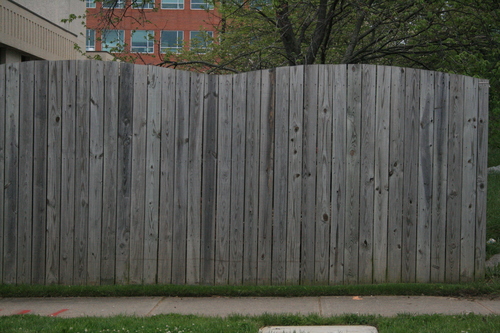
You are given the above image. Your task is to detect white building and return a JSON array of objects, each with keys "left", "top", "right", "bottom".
[{"left": 0, "top": 0, "right": 86, "bottom": 64}]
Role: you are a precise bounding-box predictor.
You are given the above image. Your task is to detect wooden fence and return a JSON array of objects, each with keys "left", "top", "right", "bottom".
[{"left": 0, "top": 60, "right": 489, "bottom": 285}]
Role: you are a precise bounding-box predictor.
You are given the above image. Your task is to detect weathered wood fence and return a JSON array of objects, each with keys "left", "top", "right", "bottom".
[{"left": 0, "top": 60, "right": 489, "bottom": 285}]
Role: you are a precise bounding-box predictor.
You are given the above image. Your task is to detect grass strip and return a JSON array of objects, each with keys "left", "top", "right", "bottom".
[{"left": 1, "top": 313, "right": 500, "bottom": 333}]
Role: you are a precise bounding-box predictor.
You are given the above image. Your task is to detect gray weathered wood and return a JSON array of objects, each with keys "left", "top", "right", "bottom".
[
  {"left": 460, "top": 76, "right": 478, "bottom": 282},
  {"left": 115, "top": 63, "right": 134, "bottom": 284},
  {"left": 330, "top": 65, "right": 347, "bottom": 284},
  {"left": 0, "top": 64, "right": 5, "bottom": 283},
  {"left": 416, "top": 70, "right": 434, "bottom": 283},
  {"left": 60, "top": 60, "right": 76, "bottom": 285},
  {"left": 286, "top": 65, "right": 303, "bottom": 284},
  {"left": 358, "top": 64, "right": 376, "bottom": 284},
  {"left": 301, "top": 65, "right": 318, "bottom": 285},
  {"left": 186, "top": 72, "right": 204, "bottom": 284},
  {"left": 143, "top": 65, "right": 162, "bottom": 284},
  {"left": 3, "top": 62, "right": 19, "bottom": 284},
  {"left": 373, "top": 65, "right": 391, "bottom": 283},
  {"left": 430, "top": 72, "right": 449, "bottom": 283},
  {"left": 229, "top": 73, "right": 246, "bottom": 285},
  {"left": 17, "top": 61, "right": 34, "bottom": 284},
  {"left": 257, "top": 69, "right": 275, "bottom": 285},
  {"left": 101, "top": 61, "right": 119, "bottom": 285},
  {"left": 344, "top": 64, "right": 362, "bottom": 284}
]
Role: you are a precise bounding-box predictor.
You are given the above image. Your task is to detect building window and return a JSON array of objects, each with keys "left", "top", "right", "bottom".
[
  {"left": 86, "top": 29, "right": 95, "bottom": 51},
  {"left": 86, "top": 0, "right": 96, "bottom": 8},
  {"left": 161, "top": 0, "right": 183, "bottom": 9},
  {"left": 190, "top": 0, "right": 213, "bottom": 10},
  {"left": 132, "top": 0, "right": 155, "bottom": 9},
  {"left": 131, "top": 30, "right": 155, "bottom": 53},
  {"left": 190, "top": 31, "right": 213, "bottom": 53},
  {"left": 101, "top": 30, "right": 125, "bottom": 52},
  {"left": 102, "top": 0, "right": 125, "bottom": 8},
  {"left": 161, "top": 31, "right": 183, "bottom": 53}
]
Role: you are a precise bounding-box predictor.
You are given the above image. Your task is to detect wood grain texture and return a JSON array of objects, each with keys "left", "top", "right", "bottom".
[{"left": 0, "top": 64, "right": 5, "bottom": 283}]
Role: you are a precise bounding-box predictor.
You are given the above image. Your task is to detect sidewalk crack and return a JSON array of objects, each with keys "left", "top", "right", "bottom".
[
  {"left": 318, "top": 297, "right": 323, "bottom": 316},
  {"left": 146, "top": 297, "right": 165, "bottom": 317}
]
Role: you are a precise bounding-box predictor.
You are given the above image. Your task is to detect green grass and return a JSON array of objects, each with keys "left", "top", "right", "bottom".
[{"left": 1, "top": 313, "right": 500, "bottom": 333}]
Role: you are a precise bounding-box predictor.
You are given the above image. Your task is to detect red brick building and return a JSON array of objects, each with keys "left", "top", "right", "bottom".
[{"left": 85, "top": 0, "right": 218, "bottom": 65}]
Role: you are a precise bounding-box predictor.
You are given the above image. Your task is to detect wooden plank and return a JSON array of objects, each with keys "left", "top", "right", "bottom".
[
  {"left": 46, "top": 61, "right": 62, "bottom": 285},
  {"left": 446, "top": 74, "right": 464, "bottom": 283},
  {"left": 431, "top": 72, "right": 449, "bottom": 283},
  {"left": 273, "top": 67, "right": 289, "bottom": 285},
  {"left": 33, "top": 61, "right": 48, "bottom": 285},
  {"left": 344, "top": 64, "right": 362, "bottom": 284},
  {"left": 87, "top": 61, "right": 105, "bottom": 285},
  {"left": 215, "top": 74, "right": 232, "bottom": 285},
  {"left": 460, "top": 76, "right": 478, "bottom": 282},
  {"left": 315, "top": 65, "right": 332, "bottom": 284},
  {"left": 130, "top": 64, "right": 148, "bottom": 284},
  {"left": 186, "top": 72, "right": 204, "bottom": 284},
  {"left": 115, "top": 62, "right": 134, "bottom": 284},
  {"left": 243, "top": 70, "right": 261, "bottom": 285},
  {"left": 373, "top": 65, "right": 391, "bottom": 283},
  {"left": 402, "top": 68, "right": 420, "bottom": 283},
  {"left": 387, "top": 66, "right": 405, "bottom": 283},
  {"left": 358, "top": 64, "right": 376, "bottom": 284},
  {"left": 475, "top": 79, "right": 489, "bottom": 280},
  {"left": 416, "top": 70, "right": 434, "bottom": 283},
  {"left": 17, "top": 61, "right": 34, "bottom": 284},
  {"left": 143, "top": 65, "right": 162, "bottom": 284},
  {"left": 172, "top": 70, "right": 190, "bottom": 285},
  {"left": 60, "top": 60, "right": 76, "bottom": 285},
  {"left": 101, "top": 61, "right": 120, "bottom": 285},
  {"left": 301, "top": 65, "right": 318, "bottom": 285},
  {"left": 257, "top": 69, "right": 275, "bottom": 285},
  {"left": 3, "top": 62, "right": 19, "bottom": 284},
  {"left": 200, "top": 74, "right": 218, "bottom": 285},
  {"left": 229, "top": 73, "right": 246, "bottom": 285},
  {"left": 330, "top": 65, "right": 347, "bottom": 285},
  {"left": 286, "top": 66, "right": 303, "bottom": 285},
  {"left": 0, "top": 64, "right": 5, "bottom": 283}
]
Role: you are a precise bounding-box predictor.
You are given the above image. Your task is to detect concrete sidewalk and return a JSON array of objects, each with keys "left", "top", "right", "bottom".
[{"left": 0, "top": 296, "right": 499, "bottom": 318}]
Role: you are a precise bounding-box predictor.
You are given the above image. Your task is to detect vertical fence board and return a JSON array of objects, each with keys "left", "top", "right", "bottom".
[
  {"left": 416, "top": 70, "right": 434, "bottom": 283},
  {"left": 387, "top": 67, "right": 405, "bottom": 283},
  {"left": 243, "top": 70, "right": 261, "bottom": 284},
  {"left": 460, "top": 77, "right": 478, "bottom": 282},
  {"left": 358, "top": 65, "right": 376, "bottom": 284},
  {"left": 3, "top": 62, "right": 19, "bottom": 284},
  {"left": 200, "top": 74, "right": 218, "bottom": 285},
  {"left": 446, "top": 74, "right": 464, "bottom": 283},
  {"left": 431, "top": 72, "right": 449, "bottom": 282},
  {"left": 158, "top": 68, "right": 176, "bottom": 284},
  {"left": 17, "top": 62, "right": 34, "bottom": 284},
  {"left": 216, "top": 74, "right": 232, "bottom": 285},
  {"left": 286, "top": 66, "right": 303, "bottom": 284},
  {"left": 60, "top": 60, "right": 76, "bottom": 285},
  {"left": 344, "top": 64, "right": 362, "bottom": 284},
  {"left": 273, "top": 67, "right": 290, "bottom": 285},
  {"left": 186, "top": 72, "right": 204, "bottom": 284},
  {"left": 172, "top": 70, "right": 190, "bottom": 284},
  {"left": 33, "top": 61, "right": 48, "bottom": 285},
  {"left": 373, "top": 66, "right": 391, "bottom": 283},
  {"left": 402, "top": 68, "right": 420, "bottom": 283},
  {"left": 257, "top": 69, "right": 275, "bottom": 285},
  {"left": 0, "top": 64, "right": 5, "bottom": 283},
  {"left": 229, "top": 73, "right": 246, "bottom": 285},
  {"left": 115, "top": 63, "right": 134, "bottom": 284},
  {"left": 315, "top": 65, "right": 332, "bottom": 284},
  {"left": 130, "top": 64, "right": 148, "bottom": 284},
  {"left": 101, "top": 61, "right": 119, "bottom": 285},
  {"left": 144, "top": 66, "right": 162, "bottom": 284},
  {"left": 475, "top": 79, "right": 489, "bottom": 280},
  {"left": 330, "top": 65, "right": 347, "bottom": 284},
  {"left": 301, "top": 65, "right": 318, "bottom": 285}
]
